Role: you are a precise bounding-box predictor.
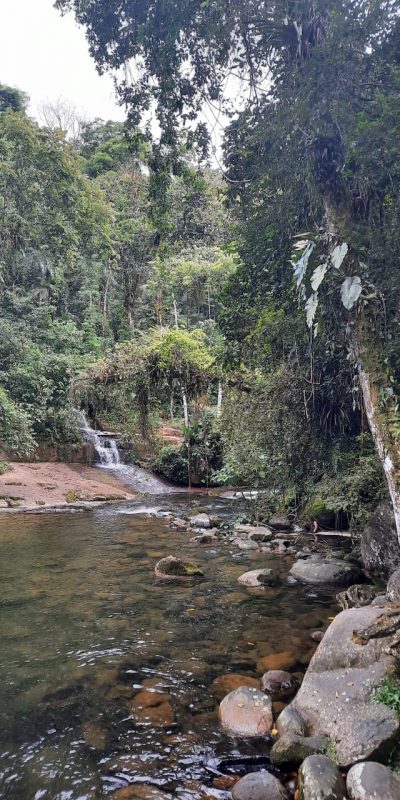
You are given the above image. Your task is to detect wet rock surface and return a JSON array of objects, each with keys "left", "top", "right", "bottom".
[
  {"left": 361, "top": 501, "right": 400, "bottom": 578},
  {"left": 387, "top": 567, "right": 400, "bottom": 602},
  {"left": 218, "top": 686, "right": 273, "bottom": 736},
  {"left": 269, "top": 514, "right": 292, "bottom": 531},
  {"left": 270, "top": 733, "right": 328, "bottom": 765},
  {"left": 232, "top": 771, "right": 289, "bottom": 800},
  {"left": 285, "top": 606, "right": 399, "bottom": 766},
  {"left": 276, "top": 705, "right": 307, "bottom": 737},
  {"left": 298, "top": 755, "right": 346, "bottom": 800},
  {"left": 261, "top": 670, "right": 298, "bottom": 700},
  {"left": 290, "top": 556, "right": 363, "bottom": 587},
  {"left": 238, "top": 568, "right": 280, "bottom": 587},
  {"left": 154, "top": 555, "right": 205, "bottom": 580},
  {"left": 346, "top": 761, "right": 400, "bottom": 800}
]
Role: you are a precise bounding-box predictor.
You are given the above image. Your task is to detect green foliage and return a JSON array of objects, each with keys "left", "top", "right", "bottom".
[
  {"left": 154, "top": 445, "right": 189, "bottom": 485},
  {"left": 0, "top": 387, "right": 35, "bottom": 457},
  {"left": 373, "top": 679, "right": 400, "bottom": 715},
  {"left": 0, "top": 462, "right": 10, "bottom": 475}
]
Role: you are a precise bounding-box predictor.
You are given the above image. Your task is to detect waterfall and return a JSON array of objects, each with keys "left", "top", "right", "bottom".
[
  {"left": 74, "top": 410, "right": 177, "bottom": 494},
  {"left": 76, "top": 412, "right": 121, "bottom": 467}
]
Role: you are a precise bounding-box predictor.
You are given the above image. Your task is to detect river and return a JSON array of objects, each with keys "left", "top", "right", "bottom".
[{"left": 0, "top": 492, "right": 338, "bottom": 799}]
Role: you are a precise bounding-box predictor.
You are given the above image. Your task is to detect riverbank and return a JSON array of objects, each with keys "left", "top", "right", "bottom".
[{"left": 0, "top": 462, "right": 136, "bottom": 510}]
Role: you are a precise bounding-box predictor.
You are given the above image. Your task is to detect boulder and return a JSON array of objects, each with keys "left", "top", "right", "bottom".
[
  {"left": 210, "top": 673, "right": 260, "bottom": 701},
  {"left": 276, "top": 705, "right": 307, "bottom": 737},
  {"left": 238, "top": 569, "right": 280, "bottom": 588},
  {"left": 269, "top": 514, "right": 291, "bottom": 531},
  {"left": 361, "top": 501, "right": 400, "bottom": 578},
  {"left": 298, "top": 755, "right": 346, "bottom": 800},
  {"left": 290, "top": 557, "right": 363, "bottom": 587},
  {"left": 286, "top": 606, "right": 399, "bottom": 766},
  {"left": 387, "top": 567, "right": 400, "bottom": 603},
  {"left": 154, "top": 555, "right": 204, "bottom": 581},
  {"left": 336, "top": 584, "right": 379, "bottom": 610},
  {"left": 302, "top": 497, "right": 348, "bottom": 529},
  {"left": 218, "top": 686, "right": 273, "bottom": 736},
  {"left": 270, "top": 734, "right": 328, "bottom": 766},
  {"left": 234, "top": 523, "right": 272, "bottom": 535},
  {"left": 189, "top": 531, "right": 218, "bottom": 545},
  {"left": 232, "top": 772, "right": 289, "bottom": 800},
  {"left": 261, "top": 670, "right": 298, "bottom": 700},
  {"left": 191, "top": 513, "right": 211, "bottom": 529},
  {"left": 233, "top": 537, "right": 260, "bottom": 551},
  {"left": 346, "top": 761, "right": 400, "bottom": 800}
]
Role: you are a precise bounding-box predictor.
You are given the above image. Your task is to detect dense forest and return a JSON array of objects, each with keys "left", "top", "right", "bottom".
[{"left": 2, "top": 0, "right": 400, "bottom": 535}]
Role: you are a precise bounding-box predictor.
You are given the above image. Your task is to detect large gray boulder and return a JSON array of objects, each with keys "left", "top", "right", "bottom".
[
  {"left": 277, "top": 606, "right": 399, "bottom": 767},
  {"left": 232, "top": 772, "right": 289, "bottom": 800},
  {"left": 387, "top": 567, "right": 400, "bottom": 603},
  {"left": 298, "top": 755, "right": 346, "bottom": 800},
  {"left": 347, "top": 761, "right": 400, "bottom": 800},
  {"left": 290, "top": 556, "right": 362, "bottom": 587},
  {"left": 238, "top": 568, "right": 280, "bottom": 587},
  {"left": 361, "top": 501, "right": 400, "bottom": 578}
]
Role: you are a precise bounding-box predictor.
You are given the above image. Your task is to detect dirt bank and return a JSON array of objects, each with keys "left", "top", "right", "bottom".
[{"left": 0, "top": 462, "right": 136, "bottom": 511}]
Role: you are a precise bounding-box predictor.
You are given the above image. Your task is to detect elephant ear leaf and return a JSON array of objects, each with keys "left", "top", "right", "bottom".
[
  {"left": 340, "top": 276, "right": 362, "bottom": 310},
  {"left": 305, "top": 292, "right": 318, "bottom": 328},
  {"left": 331, "top": 242, "right": 348, "bottom": 269},
  {"left": 311, "top": 262, "right": 328, "bottom": 291}
]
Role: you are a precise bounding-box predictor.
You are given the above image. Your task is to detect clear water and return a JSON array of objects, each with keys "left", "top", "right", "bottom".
[{"left": 0, "top": 496, "right": 338, "bottom": 799}]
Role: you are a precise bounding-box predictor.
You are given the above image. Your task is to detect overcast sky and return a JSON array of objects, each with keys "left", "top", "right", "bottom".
[{"left": 0, "top": 0, "right": 125, "bottom": 122}]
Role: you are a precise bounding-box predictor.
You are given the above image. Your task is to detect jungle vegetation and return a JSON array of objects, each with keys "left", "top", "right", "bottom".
[{"left": 2, "top": 0, "right": 400, "bottom": 530}]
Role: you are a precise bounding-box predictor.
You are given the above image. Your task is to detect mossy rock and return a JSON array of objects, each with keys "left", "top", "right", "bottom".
[
  {"left": 155, "top": 555, "right": 205, "bottom": 581},
  {"left": 303, "top": 496, "right": 349, "bottom": 529}
]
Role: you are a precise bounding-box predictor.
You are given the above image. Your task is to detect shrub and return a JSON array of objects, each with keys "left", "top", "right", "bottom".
[{"left": 154, "top": 445, "right": 189, "bottom": 485}]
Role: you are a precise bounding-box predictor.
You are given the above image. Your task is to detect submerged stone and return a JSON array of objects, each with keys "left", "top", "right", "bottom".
[
  {"left": 238, "top": 569, "right": 280, "bottom": 587},
  {"left": 270, "top": 734, "right": 328, "bottom": 765},
  {"left": 154, "top": 555, "right": 204, "bottom": 580}
]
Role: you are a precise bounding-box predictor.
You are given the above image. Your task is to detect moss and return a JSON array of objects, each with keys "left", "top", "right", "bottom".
[
  {"left": 65, "top": 490, "right": 78, "bottom": 503},
  {"left": 0, "top": 461, "right": 10, "bottom": 475}
]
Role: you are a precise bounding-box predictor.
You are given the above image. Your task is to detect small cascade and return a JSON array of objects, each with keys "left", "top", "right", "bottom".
[
  {"left": 75, "top": 411, "right": 120, "bottom": 466},
  {"left": 74, "top": 410, "right": 177, "bottom": 494}
]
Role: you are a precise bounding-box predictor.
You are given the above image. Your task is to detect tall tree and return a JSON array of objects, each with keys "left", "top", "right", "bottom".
[{"left": 56, "top": 0, "right": 400, "bottom": 537}]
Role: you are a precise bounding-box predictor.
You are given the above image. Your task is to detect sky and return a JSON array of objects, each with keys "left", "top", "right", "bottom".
[{"left": 0, "top": 0, "right": 125, "bottom": 123}]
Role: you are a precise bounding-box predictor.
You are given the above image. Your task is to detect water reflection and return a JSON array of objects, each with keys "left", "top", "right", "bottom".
[{"left": 0, "top": 498, "right": 337, "bottom": 799}]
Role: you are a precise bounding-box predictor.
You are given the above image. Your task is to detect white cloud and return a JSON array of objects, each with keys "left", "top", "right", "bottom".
[{"left": 0, "top": 0, "right": 125, "bottom": 122}]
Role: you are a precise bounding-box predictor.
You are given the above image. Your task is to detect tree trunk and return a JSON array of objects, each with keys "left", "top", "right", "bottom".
[
  {"left": 216, "top": 380, "right": 223, "bottom": 418},
  {"left": 355, "top": 325, "right": 400, "bottom": 543},
  {"left": 324, "top": 197, "right": 400, "bottom": 542},
  {"left": 182, "top": 388, "right": 189, "bottom": 427}
]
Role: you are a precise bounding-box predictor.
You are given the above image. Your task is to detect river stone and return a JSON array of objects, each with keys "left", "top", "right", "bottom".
[
  {"left": 336, "top": 584, "right": 379, "bottom": 609},
  {"left": 346, "top": 761, "right": 400, "bottom": 800},
  {"left": 191, "top": 513, "right": 211, "bottom": 528},
  {"left": 361, "top": 501, "right": 400, "bottom": 578},
  {"left": 290, "top": 557, "right": 362, "bottom": 587},
  {"left": 234, "top": 523, "right": 274, "bottom": 541},
  {"left": 276, "top": 705, "right": 307, "bottom": 737},
  {"left": 233, "top": 537, "right": 260, "bottom": 551},
  {"left": 257, "top": 652, "right": 297, "bottom": 672},
  {"left": 154, "top": 555, "right": 204, "bottom": 581},
  {"left": 232, "top": 772, "right": 289, "bottom": 800},
  {"left": 269, "top": 514, "right": 291, "bottom": 531},
  {"left": 218, "top": 686, "right": 273, "bottom": 736},
  {"left": 210, "top": 673, "right": 260, "bottom": 700},
  {"left": 298, "top": 755, "right": 346, "bottom": 800},
  {"left": 287, "top": 606, "right": 399, "bottom": 766},
  {"left": 270, "top": 734, "right": 328, "bottom": 765},
  {"left": 261, "top": 670, "right": 298, "bottom": 700},
  {"left": 189, "top": 531, "right": 218, "bottom": 544},
  {"left": 238, "top": 569, "right": 280, "bottom": 587},
  {"left": 387, "top": 567, "right": 400, "bottom": 602},
  {"left": 113, "top": 787, "right": 172, "bottom": 800}
]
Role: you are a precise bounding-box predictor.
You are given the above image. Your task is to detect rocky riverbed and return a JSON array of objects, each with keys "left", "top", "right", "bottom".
[{"left": 0, "top": 495, "right": 399, "bottom": 799}]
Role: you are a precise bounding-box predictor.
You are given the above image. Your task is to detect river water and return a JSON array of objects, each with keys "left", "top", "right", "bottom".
[{"left": 0, "top": 493, "right": 338, "bottom": 800}]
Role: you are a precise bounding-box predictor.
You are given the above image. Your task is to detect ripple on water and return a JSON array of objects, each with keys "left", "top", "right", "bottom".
[{"left": 0, "top": 501, "right": 338, "bottom": 799}]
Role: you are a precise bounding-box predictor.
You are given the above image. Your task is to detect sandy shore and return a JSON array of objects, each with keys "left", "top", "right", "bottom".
[{"left": 0, "top": 462, "right": 136, "bottom": 511}]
